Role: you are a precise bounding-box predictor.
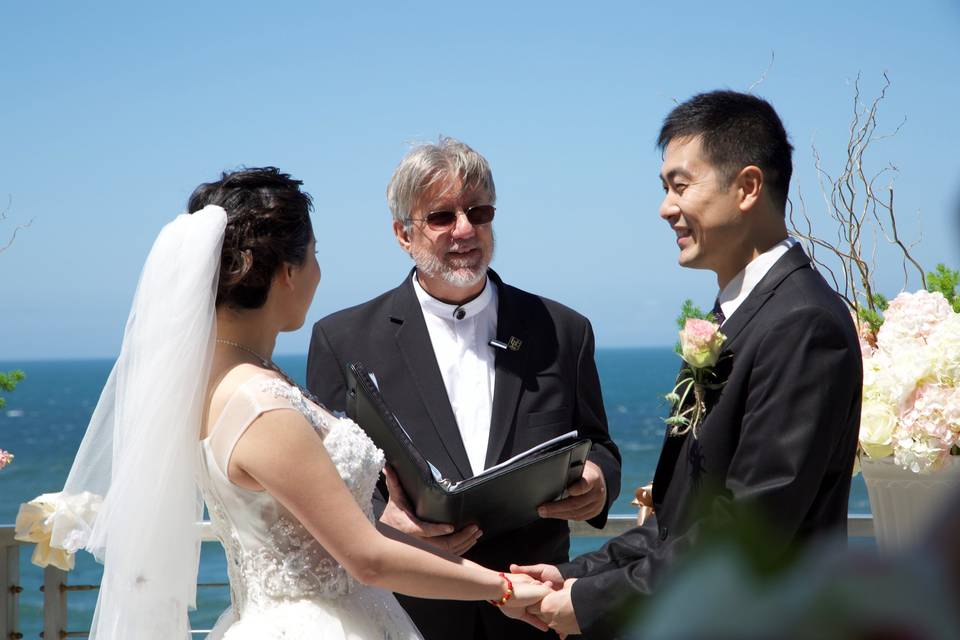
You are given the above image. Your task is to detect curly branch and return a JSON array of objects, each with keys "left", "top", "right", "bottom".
[
  {"left": 747, "top": 51, "right": 776, "bottom": 93},
  {"left": 0, "top": 195, "right": 33, "bottom": 253},
  {"left": 789, "top": 72, "right": 922, "bottom": 321}
]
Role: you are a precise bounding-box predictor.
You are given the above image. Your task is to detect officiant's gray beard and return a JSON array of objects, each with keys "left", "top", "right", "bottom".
[{"left": 411, "top": 237, "right": 494, "bottom": 288}]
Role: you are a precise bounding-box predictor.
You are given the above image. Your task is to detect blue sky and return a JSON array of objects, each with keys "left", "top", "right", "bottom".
[{"left": 2, "top": 1, "right": 959, "bottom": 360}]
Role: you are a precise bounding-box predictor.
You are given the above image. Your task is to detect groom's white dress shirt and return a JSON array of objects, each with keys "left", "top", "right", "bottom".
[
  {"left": 717, "top": 236, "right": 798, "bottom": 325},
  {"left": 412, "top": 274, "right": 498, "bottom": 476}
]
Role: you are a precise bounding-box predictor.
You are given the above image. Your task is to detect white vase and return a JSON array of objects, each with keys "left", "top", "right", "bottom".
[{"left": 860, "top": 455, "right": 960, "bottom": 553}]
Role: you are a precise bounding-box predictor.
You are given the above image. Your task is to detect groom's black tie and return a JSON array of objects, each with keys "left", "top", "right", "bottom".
[{"left": 712, "top": 299, "right": 726, "bottom": 326}]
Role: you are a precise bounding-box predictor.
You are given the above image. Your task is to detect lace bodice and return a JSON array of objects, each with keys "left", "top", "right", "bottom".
[{"left": 198, "top": 374, "right": 385, "bottom": 615}]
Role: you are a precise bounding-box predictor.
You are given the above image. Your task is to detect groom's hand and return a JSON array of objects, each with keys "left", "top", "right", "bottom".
[
  {"left": 527, "top": 578, "right": 581, "bottom": 638},
  {"left": 537, "top": 460, "right": 606, "bottom": 521},
  {"left": 498, "top": 574, "right": 553, "bottom": 631},
  {"left": 380, "top": 466, "right": 481, "bottom": 555},
  {"left": 509, "top": 563, "right": 564, "bottom": 587}
]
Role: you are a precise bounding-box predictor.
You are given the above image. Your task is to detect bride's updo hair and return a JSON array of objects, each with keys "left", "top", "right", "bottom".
[{"left": 188, "top": 167, "right": 314, "bottom": 309}]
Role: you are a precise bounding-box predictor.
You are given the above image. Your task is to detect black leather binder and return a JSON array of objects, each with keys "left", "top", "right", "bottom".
[{"left": 346, "top": 362, "right": 592, "bottom": 537}]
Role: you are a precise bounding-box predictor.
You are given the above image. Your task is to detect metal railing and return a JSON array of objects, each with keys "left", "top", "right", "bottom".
[{"left": 1, "top": 514, "right": 874, "bottom": 639}]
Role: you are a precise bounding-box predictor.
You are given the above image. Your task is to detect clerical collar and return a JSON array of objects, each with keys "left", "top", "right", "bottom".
[{"left": 412, "top": 273, "right": 496, "bottom": 321}]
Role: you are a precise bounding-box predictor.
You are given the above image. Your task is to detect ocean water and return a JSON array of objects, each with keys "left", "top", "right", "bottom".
[{"left": 0, "top": 350, "right": 870, "bottom": 634}]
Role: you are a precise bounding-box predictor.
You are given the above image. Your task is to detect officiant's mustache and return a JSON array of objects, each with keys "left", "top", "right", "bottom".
[{"left": 446, "top": 241, "right": 481, "bottom": 253}]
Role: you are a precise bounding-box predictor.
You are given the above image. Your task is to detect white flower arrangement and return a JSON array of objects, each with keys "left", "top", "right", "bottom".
[{"left": 858, "top": 289, "right": 960, "bottom": 473}]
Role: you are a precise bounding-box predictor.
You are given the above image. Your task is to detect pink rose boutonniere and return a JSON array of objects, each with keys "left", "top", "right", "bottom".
[
  {"left": 0, "top": 449, "right": 13, "bottom": 470},
  {"left": 665, "top": 318, "right": 728, "bottom": 437}
]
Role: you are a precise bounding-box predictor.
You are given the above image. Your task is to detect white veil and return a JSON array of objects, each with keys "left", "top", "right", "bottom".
[{"left": 59, "top": 205, "right": 227, "bottom": 638}]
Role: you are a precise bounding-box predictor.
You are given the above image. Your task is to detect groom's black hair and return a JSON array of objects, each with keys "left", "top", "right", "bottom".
[
  {"left": 658, "top": 90, "right": 793, "bottom": 212},
  {"left": 188, "top": 167, "right": 314, "bottom": 309}
]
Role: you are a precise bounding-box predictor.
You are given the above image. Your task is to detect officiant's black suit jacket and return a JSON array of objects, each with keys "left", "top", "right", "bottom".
[
  {"left": 306, "top": 269, "right": 621, "bottom": 640},
  {"left": 559, "top": 244, "right": 863, "bottom": 639}
]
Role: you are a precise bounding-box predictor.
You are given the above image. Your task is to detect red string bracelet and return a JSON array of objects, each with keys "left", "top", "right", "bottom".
[{"left": 488, "top": 572, "right": 514, "bottom": 607}]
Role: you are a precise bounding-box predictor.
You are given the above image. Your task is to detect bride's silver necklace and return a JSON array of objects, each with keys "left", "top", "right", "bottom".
[{"left": 215, "top": 338, "right": 327, "bottom": 407}]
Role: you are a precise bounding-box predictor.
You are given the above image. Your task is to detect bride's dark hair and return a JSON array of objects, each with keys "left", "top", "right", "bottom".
[{"left": 188, "top": 167, "right": 314, "bottom": 309}]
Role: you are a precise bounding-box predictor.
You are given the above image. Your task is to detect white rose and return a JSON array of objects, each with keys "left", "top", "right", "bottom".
[{"left": 859, "top": 399, "right": 898, "bottom": 459}]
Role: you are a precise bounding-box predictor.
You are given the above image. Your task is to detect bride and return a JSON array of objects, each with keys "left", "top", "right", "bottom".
[{"left": 36, "top": 167, "right": 551, "bottom": 638}]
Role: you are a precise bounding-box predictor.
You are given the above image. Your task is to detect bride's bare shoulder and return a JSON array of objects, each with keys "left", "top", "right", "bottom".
[{"left": 213, "top": 363, "right": 281, "bottom": 396}]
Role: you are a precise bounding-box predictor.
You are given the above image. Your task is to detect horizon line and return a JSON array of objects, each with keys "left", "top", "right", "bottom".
[{"left": 1, "top": 345, "right": 678, "bottom": 365}]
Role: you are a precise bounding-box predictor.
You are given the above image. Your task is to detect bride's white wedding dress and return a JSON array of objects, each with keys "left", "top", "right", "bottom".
[
  {"left": 23, "top": 208, "right": 423, "bottom": 638},
  {"left": 199, "top": 373, "right": 422, "bottom": 639}
]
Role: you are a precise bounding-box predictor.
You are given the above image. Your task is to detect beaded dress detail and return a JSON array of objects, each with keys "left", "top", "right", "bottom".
[{"left": 199, "top": 374, "right": 421, "bottom": 639}]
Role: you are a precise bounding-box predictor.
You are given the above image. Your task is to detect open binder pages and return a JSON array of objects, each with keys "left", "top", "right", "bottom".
[{"left": 448, "top": 430, "right": 580, "bottom": 490}]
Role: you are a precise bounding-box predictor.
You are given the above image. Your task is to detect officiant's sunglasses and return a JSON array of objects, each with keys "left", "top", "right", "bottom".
[{"left": 411, "top": 205, "right": 496, "bottom": 231}]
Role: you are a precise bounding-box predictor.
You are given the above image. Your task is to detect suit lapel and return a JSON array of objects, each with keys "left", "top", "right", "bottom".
[
  {"left": 484, "top": 271, "right": 529, "bottom": 468},
  {"left": 390, "top": 272, "right": 474, "bottom": 479},
  {"left": 719, "top": 243, "right": 812, "bottom": 350}
]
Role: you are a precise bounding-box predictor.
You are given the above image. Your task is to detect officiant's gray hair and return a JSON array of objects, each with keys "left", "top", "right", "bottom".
[{"left": 387, "top": 136, "right": 496, "bottom": 227}]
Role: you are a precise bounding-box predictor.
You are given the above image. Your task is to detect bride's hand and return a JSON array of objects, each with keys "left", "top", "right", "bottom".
[
  {"left": 510, "top": 577, "right": 554, "bottom": 605},
  {"left": 497, "top": 576, "right": 553, "bottom": 631}
]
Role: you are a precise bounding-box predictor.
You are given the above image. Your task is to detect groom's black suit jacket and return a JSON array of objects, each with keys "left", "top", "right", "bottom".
[
  {"left": 559, "top": 245, "right": 863, "bottom": 639},
  {"left": 306, "top": 269, "right": 621, "bottom": 640}
]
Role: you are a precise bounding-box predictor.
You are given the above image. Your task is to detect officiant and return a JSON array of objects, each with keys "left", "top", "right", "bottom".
[{"left": 307, "top": 136, "right": 621, "bottom": 640}]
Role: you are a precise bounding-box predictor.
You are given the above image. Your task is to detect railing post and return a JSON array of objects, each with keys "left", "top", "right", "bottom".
[
  {"left": 41, "top": 566, "right": 67, "bottom": 640},
  {"left": 1, "top": 533, "right": 22, "bottom": 640}
]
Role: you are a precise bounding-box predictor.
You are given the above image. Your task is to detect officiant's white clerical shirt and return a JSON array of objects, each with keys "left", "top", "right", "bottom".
[
  {"left": 413, "top": 274, "right": 498, "bottom": 476},
  {"left": 717, "top": 237, "right": 798, "bottom": 323}
]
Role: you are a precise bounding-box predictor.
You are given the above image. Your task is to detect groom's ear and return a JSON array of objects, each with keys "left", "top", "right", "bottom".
[{"left": 735, "top": 165, "right": 764, "bottom": 213}]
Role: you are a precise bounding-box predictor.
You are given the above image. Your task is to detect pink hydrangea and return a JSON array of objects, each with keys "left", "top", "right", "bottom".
[
  {"left": 899, "top": 382, "right": 960, "bottom": 451},
  {"left": 893, "top": 435, "right": 947, "bottom": 474},
  {"left": 876, "top": 290, "right": 953, "bottom": 349}
]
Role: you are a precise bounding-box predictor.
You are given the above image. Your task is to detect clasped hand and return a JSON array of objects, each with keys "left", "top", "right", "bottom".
[
  {"left": 496, "top": 572, "right": 558, "bottom": 632},
  {"left": 381, "top": 463, "right": 586, "bottom": 634},
  {"left": 504, "top": 563, "right": 581, "bottom": 637}
]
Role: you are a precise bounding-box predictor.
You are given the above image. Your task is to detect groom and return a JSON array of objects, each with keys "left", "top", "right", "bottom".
[
  {"left": 515, "top": 90, "right": 864, "bottom": 638},
  {"left": 307, "top": 136, "right": 621, "bottom": 639}
]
